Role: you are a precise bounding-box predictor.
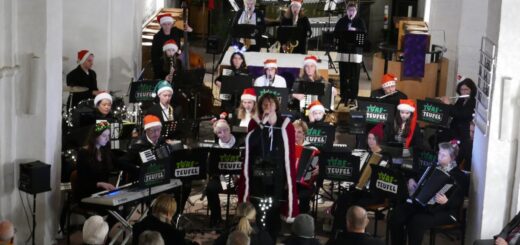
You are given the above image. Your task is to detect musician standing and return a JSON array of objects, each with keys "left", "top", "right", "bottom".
[
  {"left": 389, "top": 142, "right": 469, "bottom": 245},
  {"left": 235, "top": 0, "right": 266, "bottom": 51},
  {"left": 280, "top": 0, "right": 312, "bottom": 54},
  {"left": 254, "top": 59, "right": 287, "bottom": 88},
  {"left": 66, "top": 50, "right": 103, "bottom": 108},
  {"left": 370, "top": 73, "right": 408, "bottom": 104},
  {"left": 334, "top": 1, "right": 366, "bottom": 106},
  {"left": 151, "top": 13, "right": 192, "bottom": 79}
]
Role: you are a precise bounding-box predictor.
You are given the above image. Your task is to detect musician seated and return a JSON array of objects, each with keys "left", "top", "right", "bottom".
[
  {"left": 293, "top": 120, "right": 319, "bottom": 214},
  {"left": 306, "top": 100, "right": 329, "bottom": 126},
  {"left": 213, "top": 202, "right": 273, "bottom": 245},
  {"left": 76, "top": 121, "right": 116, "bottom": 202},
  {"left": 133, "top": 194, "right": 200, "bottom": 245},
  {"left": 327, "top": 206, "right": 384, "bottom": 245},
  {"left": 158, "top": 39, "right": 183, "bottom": 83},
  {"left": 389, "top": 142, "right": 469, "bottom": 245},
  {"left": 215, "top": 48, "right": 249, "bottom": 113},
  {"left": 235, "top": 0, "right": 266, "bottom": 51},
  {"left": 370, "top": 73, "right": 407, "bottom": 104},
  {"left": 383, "top": 99, "right": 423, "bottom": 150},
  {"left": 237, "top": 88, "right": 257, "bottom": 127},
  {"left": 279, "top": 0, "right": 311, "bottom": 54},
  {"left": 146, "top": 80, "right": 180, "bottom": 138},
  {"left": 93, "top": 92, "right": 115, "bottom": 121},
  {"left": 292, "top": 56, "right": 337, "bottom": 110},
  {"left": 253, "top": 59, "right": 287, "bottom": 88}
]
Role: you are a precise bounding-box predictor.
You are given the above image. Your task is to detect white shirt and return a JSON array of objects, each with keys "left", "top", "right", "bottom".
[
  {"left": 239, "top": 111, "right": 252, "bottom": 127},
  {"left": 160, "top": 103, "right": 172, "bottom": 122},
  {"left": 219, "top": 135, "right": 236, "bottom": 149},
  {"left": 254, "top": 75, "right": 287, "bottom": 88}
]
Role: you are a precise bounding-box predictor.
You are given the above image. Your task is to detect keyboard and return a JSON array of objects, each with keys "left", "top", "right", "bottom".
[{"left": 81, "top": 179, "right": 182, "bottom": 207}]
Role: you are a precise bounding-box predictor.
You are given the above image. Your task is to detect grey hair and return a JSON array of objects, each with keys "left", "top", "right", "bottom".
[
  {"left": 438, "top": 142, "right": 459, "bottom": 160},
  {"left": 138, "top": 230, "right": 165, "bottom": 245}
]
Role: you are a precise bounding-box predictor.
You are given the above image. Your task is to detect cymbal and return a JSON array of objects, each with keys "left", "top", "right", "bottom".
[{"left": 63, "top": 86, "right": 89, "bottom": 93}]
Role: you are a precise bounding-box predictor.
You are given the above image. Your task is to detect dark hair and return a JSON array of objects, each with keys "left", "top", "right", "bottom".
[
  {"left": 257, "top": 93, "right": 280, "bottom": 116},
  {"left": 456, "top": 78, "right": 477, "bottom": 98},
  {"left": 84, "top": 125, "right": 113, "bottom": 171},
  {"left": 394, "top": 111, "right": 413, "bottom": 138},
  {"left": 230, "top": 52, "right": 247, "bottom": 71},
  {"left": 346, "top": 1, "right": 358, "bottom": 9}
]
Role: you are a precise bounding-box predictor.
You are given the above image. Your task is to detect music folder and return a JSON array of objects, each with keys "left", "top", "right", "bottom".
[
  {"left": 305, "top": 124, "right": 335, "bottom": 150},
  {"left": 220, "top": 75, "right": 253, "bottom": 97},
  {"left": 231, "top": 24, "right": 258, "bottom": 39},
  {"left": 138, "top": 157, "right": 171, "bottom": 189},
  {"left": 369, "top": 165, "right": 407, "bottom": 201},
  {"left": 416, "top": 99, "right": 452, "bottom": 128},
  {"left": 357, "top": 97, "right": 396, "bottom": 124},
  {"left": 171, "top": 148, "right": 208, "bottom": 180},
  {"left": 208, "top": 148, "right": 244, "bottom": 175},
  {"left": 319, "top": 150, "right": 360, "bottom": 182},
  {"left": 291, "top": 80, "right": 325, "bottom": 97},
  {"left": 129, "top": 80, "right": 159, "bottom": 103}
]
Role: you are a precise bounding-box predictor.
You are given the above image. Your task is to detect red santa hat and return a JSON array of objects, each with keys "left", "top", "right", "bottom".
[
  {"left": 456, "top": 74, "right": 467, "bottom": 83},
  {"left": 143, "top": 115, "right": 162, "bottom": 130},
  {"left": 303, "top": 55, "right": 318, "bottom": 66},
  {"left": 77, "top": 50, "right": 93, "bottom": 65},
  {"left": 369, "top": 123, "right": 384, "bottom": 144},
  {"left": 381, "top": 73, "right": 397, "bottom": 88},
  {"left": 263, "top": 59, "right": 277, "bottom": 69},
  {"left": 397, "top": 99, "right": 416, "bottom": 113},
  {"left": 162, "top": 39, "right": 179, "bottom": 53},
  {"left": 307, "top": 100, "right": 325, "bottom": 113},
  {"left": 94, "top": 92, "right": 112, "bottom": 106},
  {"left": 157, "top": 13, "right": 175, "bottom": 25},
  {"left": 241, "top": 88, "right": 257, "bottom": 101},
  {"left": 290, "top": 0, "right": 303, "bottom": 8}
]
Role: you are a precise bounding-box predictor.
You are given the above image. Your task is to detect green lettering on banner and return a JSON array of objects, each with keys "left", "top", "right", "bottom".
[
  {"left": 219, "top": 154, "right": 240, "bottom": 162},
  {"left": 327, "top": 157, "right": 347, "bottom": 168},
  {"left": 377, "top": 172, "right": 395, "bottom": 183},
  {"left": 307, "top": 128, "right": 322, "bottom": 137},
  {"left": 176, "top": 160, "right": 196, "bottom": 169}
]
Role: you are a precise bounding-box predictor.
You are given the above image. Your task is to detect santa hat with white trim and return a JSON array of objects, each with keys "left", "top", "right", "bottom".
[
  {"left": 456, "top": 74, "right": 467, "bottom": 83},
  {"left": 94, "top": 92, "right": 112, "bottom": 106},
  {"left": 152, "top": 80, "right": 173, "bottom": 98},
  {"left": 307, "top": 100, "right": 325, "bottom": 113},
  {"left": 381, "top": 73, "right": 397, "bottom": 88},
  {"left": 241, "top": 88, "right": 257, "bottom": 101},
  {"left": 397, "top": 99, "right": 416, "bottom": 113},
  {"left": 143, "top": 115, "right": 162, "bottom": 130},
  {"left": 290, "top": 0, "right": 303, "bottom": 8},
  {"left": 303, "top": 55, "right": 318, "bottom": 66},
  {"left": 157, "top": 13, "right": 175, "bottom": 25},
  {"left": 77, "top": 50, "right": 93, "bottom": 65},
  {"left": 263, "top": 59, "right": 277, "bottom": 69},
  {"left": 162, "top": 39, "right": 179, "bottom": 53}
]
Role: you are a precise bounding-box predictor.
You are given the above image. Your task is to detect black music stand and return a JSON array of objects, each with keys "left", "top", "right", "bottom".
[
  {"left": 231, "top": 24, "right": 259, "bottom": 40},
  {"left": 174, "top": 69, "right": 206, "bottom": 120},
  {"left": 417, "top": 99, "right": 452, "bottom": 151},
  {"left": 220, "top": 75, "right": 253, "bottom": 109},
  {"left": 369, "top": 165, "right": 407, "bottom": 202},
  {"left": 208, "top": 148, "right": 244, "bottom": 227},
  {"left": 277, "top": 26, "right": 301, "bottom": 44},
  {"left": 292, "top": 80, "right": 325, "bottom": 114},
  {"left": 304, "top": 124, "right": 335, "bottom": 150},
  {"left": 129, "top": 80, "right": 159, "bottom": 103},
  {"left": 317, "top": 150, "right": 360, "bottom": 205},
  {"left": 357, "top": 97, "right": 396, "bottom": 124},
  {"left": 336, "top": 31, "right": 370, "bottom": 80}
]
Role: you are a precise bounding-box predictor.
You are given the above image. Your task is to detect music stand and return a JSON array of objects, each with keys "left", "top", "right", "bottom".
[
  {"left": 304, "top": 124, "right": 335, "bottom": 150},
  {"left": 369, "top": 165, "right": 407, "bottom": 201},
  {"left": 357, "top": 97, "right": 396, "bottom": 124},
  {"left": 416, "top": 99, "right": 452, "bottom": 150},
  {"left": 129, "top": 80, "right": 159, "bottom": 103},
  {"left": 231, "top": 24, "right": 259, "bottom": 39},
  {"left": 174, "top": 69, "right": 206, "bottom": 119},
  {"left": 277, "top": 26, "right": 301, "bottom": 44},
  {"left": 292, "top": 80, "right": 325, "bottom": 97},
  {"left": 254, "top": 87, "right": 289, "bottom": 112},
  {"left": 171, "top": 148, "right": 208, "bottom": 181},
  {"left": 220, "top": 75, "right": 253, "bottom": 108},
  {"left": 336, "top": 30, "right": 366, "bottom": 52}
]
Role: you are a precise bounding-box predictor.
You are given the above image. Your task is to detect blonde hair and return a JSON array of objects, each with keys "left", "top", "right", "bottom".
[
  {"left": 299, "top": 63, "right": 322, "bottom": 82},
  {"left": 236, "top": 202, "right": 257, "bottom": 235},
  {"left": 238, "top": 101, "right": 257, "bottom": 121},
  {"left": 152, "top": 194, "right": 177, "bottom": 217},
  {"left": 213, "top": 120, "right": 231, "bottom": 134},
  {"left": 293, "top": 119, "right": 308, "bottom": 134}
]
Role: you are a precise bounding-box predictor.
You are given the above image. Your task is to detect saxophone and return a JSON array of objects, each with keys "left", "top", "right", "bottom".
[{"left": 167, "top": 56, "right": 176, "bottom": 83}]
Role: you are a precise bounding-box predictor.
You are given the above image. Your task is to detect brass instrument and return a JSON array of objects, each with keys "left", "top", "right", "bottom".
[
  {"left": 283, "top": 40, "right": 299, "bottom": 53},
  {"left": 167, "top": 56, "right": 176, "bottom": 83}
]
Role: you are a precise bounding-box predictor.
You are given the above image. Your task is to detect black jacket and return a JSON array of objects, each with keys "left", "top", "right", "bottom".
[
  {"left": 151, "top": 27, "right": 185, "bottom": 79},
  {"left": 495, "top": 211, "right": 520, "bottom": 245},
  {"left": 213, "top": 222, "right": 273, "bottom": 245},
  {"left": 449, "top": 97, "right": 476, "bottom": 140},
  {"left": 118, "top": 134, "right": 166, "bottom": 181},
  {"left": 333, "top": 16, "right": 367, "bottom": 54},
  {"left": 280, "top": 16, "right": 312, "bottom": 54},
  {"left": 66, "top": 65, "right": 98, "bottom": 107},
  {"left": 282, "top": 236, "right": 321, "bottom": 245},
  {"left": 428, "top": 167, "right": 469, "bottom": 218},
  {"left": 76, "top": 148, "right": 114, "bottom": 201},
  {"left": 370, "top": 89, "right": 408, "bottom": 105},
  {"left": 326, "top": 231, "right": 384, "bottom": 245},
  {"left": 132, "top": 215, "right": 188, "bottom": 245}
]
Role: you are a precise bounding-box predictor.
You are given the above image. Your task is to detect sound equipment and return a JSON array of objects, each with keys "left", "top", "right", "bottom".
[
  {"left": 206, "top": 35, "right": 222, "bottom": 54},
  {"left": 19, "top": 161, "right": 51, "bottom": 194}
]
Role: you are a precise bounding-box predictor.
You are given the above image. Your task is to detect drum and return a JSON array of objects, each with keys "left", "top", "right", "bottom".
[
  {"left": 70, "top": 98, "right": 95, "bottom": 127},
  {"left": 111, "top": 97, "right": 127, "bottom": 122}
]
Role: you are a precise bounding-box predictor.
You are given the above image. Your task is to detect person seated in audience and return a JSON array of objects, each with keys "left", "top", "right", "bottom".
[
  {"left": 282, "top": 214, "right": 321, "bottom": 245},
  {"left": 237, "top": 88, "right": 257, "bottom": 127},
  {"left": 474, "top": 210, "right": 520, "bottom": 245},
  {"left": 293, "top": 120, "right": 320, "bottom": 214},
  {"left": 133, "top": 194, "right": 200, "bottom": 245},
  {"left": 306, "top": 100, "right": 328, "bottom": 126},
  {"left": 82, "top": 215, "right": 109, "bottom": 245},
  {"left": 76, "top": 120, "right": 115, "bottom": 201},
  {"left": 280, "top": 0, "right": 311, "bottom": 54},
  {"left": 327, "top": 206, "right": 384, "bottom": 245},
  {"left": 235, "top": 0, "right": 266, "bottom": 51},
  {"left": 383, "top": 99, "right": 423, "bottom": 150},
  {"left": 213, "top": 202, "right": 273, "bottom": 245},
  {"left": 254, "top": 59, "right": 287, "bottom": 88},
  {"left": 292, "top": 56, "right": 337, "bottom": 111},
  {"left": 389, "top": 142, "right": 469, "bottom": 245},
  {"left": 226, "top": 230, "right": 250, "bottom": 245},
  {"left": 0, "top": 219, "right": 15, "bottom": 245},
  {"left": 215, "top": 49, "right": 250, "bottom": 113},
  {"left": 370, "top": 73, "right": 408, "bottom": 104},
  {"left": 138, "top": 231, "right": 165, "bottom": 245}
]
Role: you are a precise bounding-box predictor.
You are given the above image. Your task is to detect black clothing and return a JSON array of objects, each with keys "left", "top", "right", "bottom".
[
  {"left": 66, "top": 65, "right": 98, "bottom": 108},
  {"left": 151, "top": 27, "right": 185, "bottom": 79},
  {"left": 495, "top": 211, "right": 520, "bottom": 244},
  {"left": 213, "top": 222, "right": 273, "bottom": 245},
  {"left": 326, "top": 231, "right": 384, "bottom": 245},
  {"left": 154, "top": 55, "right": 183, "bottom": 81},
  {"left": 282, "top": 236, "right": 321, "bottom": 245},
  {"left": 132, "top": 215, "right": 188, "bottom": 245},
  {"left": 383, "top": 119, "right": 423, "bottom": 149},
  {"left": 280, "top": 16, "right": 312, "bottom": 54},
  {"left": 370, "top": 89, "right": 408, "bottom": 105},
  {"left": 76, "top": 148, "right": 114, "bottom": 201},
  {"left": 333, "top": 16, "right": 367, "bottom": 53},
  {"left": 215, "top": 67, "right": 250, "bottom": 113},
  {"left": 145, "top": 103, "right": 182, "bottom": 139},
  {"left": 234, "top": 9, "right": 266, "bottom": 51},
  {"left": 389, "top": 167, "right": 469, "bottom": 245}
]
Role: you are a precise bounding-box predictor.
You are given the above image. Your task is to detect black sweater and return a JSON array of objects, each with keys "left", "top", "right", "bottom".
[
  {"left": 280, "top": 16, "right": 312, "bottom": 54},
  {"left": 333, "top": 16, "right": 367, "bottom": 54},
  {"left": 151, "top": 27, "right": 185, "bottom": 79},
  {"left": 66, "top": 66, "right": 98, "bottom": 107}
]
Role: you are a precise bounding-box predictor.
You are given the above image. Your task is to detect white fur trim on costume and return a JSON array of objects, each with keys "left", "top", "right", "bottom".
[
  {"left": 381, "top": 80, "right": 396, "bottom": 88},
  {"left": 241, "top": 94, "right": 256, "bottom": 101},
  {"left": 94, "top": 92, "right": 112, "bottom": 106},
  {"left": 397, "top": 104, "right": 415, "bottom": 112},
  {"left": 144, "top": 121, "right": 162, "bottom": 130},
  {"left": 309, "top": 104, "right": 325, "bottom": 113},
  {"left": 290, "top": 1, "right": 302, "bottom": 8},
  {"left": 78, "top": 51, "right": 92, "bottom": 65},
  {"left": 281, "top": 117, "right": 294, "bottom": 219},
  {"left": 157, "top": 86, "right": 174, "bottom": 96},
  {"left": 244, "top": 129, "right": 253, "bottom": 201},
  {"left": 162, "top": 43, "right": 179, "bottom": 52},
  {"left": 303, "top": 59, "right": 317, "bottom": 67},
  {"left": 159, "top": 16, "right": 174, "bottom": 25},
  {"left": 282, "top": 216, "right": 295, "bottom": 223},
  {"left": 264, "top": 63, "right": 277, "bottom": 69}
]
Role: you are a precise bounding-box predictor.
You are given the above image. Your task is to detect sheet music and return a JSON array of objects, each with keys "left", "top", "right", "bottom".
[
  {"left": 323, "top": 0, "right": 337, "bottom": 11},
  {"left": 222, "top": 68, "right": 233, "bottom": 76},
  {"left": 139, "top": 149, "right": 156, "bottom": 163},
  {"left": 427, "top": 183, "right": 453, "bottom": 205}
]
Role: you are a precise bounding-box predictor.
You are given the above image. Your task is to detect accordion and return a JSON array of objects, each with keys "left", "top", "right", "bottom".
[{"left": 410, "top": 166, "right": 455, "bottom": 207}]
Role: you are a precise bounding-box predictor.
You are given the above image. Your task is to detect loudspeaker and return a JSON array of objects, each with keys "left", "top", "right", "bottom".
[
  {"left": 206, "top": 35, "right": 221, "bottom": 54},
  {"left": 347, "top": 111, "right": 366, "bottom": 135},
  {"left": 19, "top": 161, "right": 51, "bottom": 194}
]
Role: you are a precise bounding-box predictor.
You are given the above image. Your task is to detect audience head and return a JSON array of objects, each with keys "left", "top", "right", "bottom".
[
  {"left": 143, "top": 115, "right": 162, "bottom": 144},
  {"left": 77, "top": 50, "right": 94, "bottom": 70},
  {"left": 153, "top": 80, "right": 174, "bottom": 106},
  {"left": 293, "top": 119, "right": 308, "bottom": 145},
  {"left": 82, "top": 215, "right": 109, "bottom": 245},
  {"left": 236, "top": 202, "right": 257, "bottom": 235},
  {"left": 138, "top": 230, "right": 165, "bottom": 245},
  {"left": 346, "top": 1, "right": 358, "bottom": 19},
  {"left": 307, "top": 100, "right": 325, "bottom": 122},
  {"left": 292, "top": 214, "right": 315, "bottom": 238},
  {"left": 226, "top": 230, "right": 250, "bottom": 245},
  {"left": 438, "top": 141, "right": 459, "bottom": 168},
  {"left": 263, "top": 59, "right": 278, "bottom": 79},
  {"left": 94, "top": 92, "right": 113, "bottom": 116},
  {"left": 346, "top": 206, "right": 369, "bottom": 233},
  {"left": 230, "top": 51, "right": 247, "bottom": 70},
  {"left": 258, "top": 93, "right": 280, "bottom": 117},
  {"left": 0, "top": 220, "right": 14, "bottom": 245},
  {"left": 456, "top": 78, "right": 477, "bottom": 98},
  {"left": 152, "top": 194, "right": 177, "bottom": 223},
  {"left": 381, "top": 73, "right": 397, "bottom": 95}
]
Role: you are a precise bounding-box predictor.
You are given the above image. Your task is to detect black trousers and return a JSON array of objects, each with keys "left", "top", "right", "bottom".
[
  {"left": 339, "top": 61, "right": 361, "bottom": 100},
  {"left": 389, "top": 202, "right": 455, "bottom": 245},
  {"left": 206, "top": 176, "right": 223, "bottom": 224},
  {"left": 173, "top": 180, "right": 192, "bottom": 217},
  {"left": 250, "top": 197, "right": 280, "bottom": 245},
  {"left": 297, "top": 184, "right": 314, "bottom": 214}
]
